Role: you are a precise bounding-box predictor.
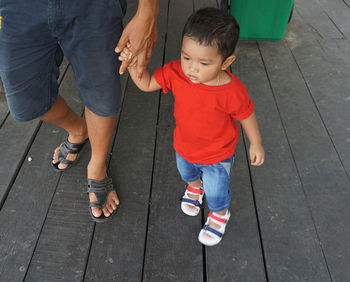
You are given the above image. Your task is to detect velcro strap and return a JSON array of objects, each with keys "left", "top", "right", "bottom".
[
  {"left": 181, "top": 197, "right": 201, "bottom": 207},
  {"left": 208, "top": 212, "right": 227, "bottom": 223},
  {"left": 89, "top": 201, "right": 102, "bottom": 209},
  {"left": 187, "top": 186, "right": 203, "bottom": 195},
  {"left": 61, "top": 141, "right": 79, "bottom": 155},
  {"left": 87, "top": 177, "right": 114, "bottom": 207},
  {"left": 203, "top": 224, "right": 223, "bottom": 238}
]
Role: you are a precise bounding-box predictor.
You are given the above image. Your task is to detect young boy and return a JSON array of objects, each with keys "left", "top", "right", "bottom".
[{"left": 119, "top": 7, "right": 265, "bottom": 246}]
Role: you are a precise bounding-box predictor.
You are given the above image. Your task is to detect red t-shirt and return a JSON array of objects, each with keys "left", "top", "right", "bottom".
[{"left": 154, "top": 60, "right": 254, "bottom": 165}]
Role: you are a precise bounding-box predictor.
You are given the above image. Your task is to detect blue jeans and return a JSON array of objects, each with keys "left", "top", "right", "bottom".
[
  {"left": 176, "top": 152, "right": 235, "bottom": 212},
  {"left": 0, "top": 0, "right": 126, "bottom": 121}
]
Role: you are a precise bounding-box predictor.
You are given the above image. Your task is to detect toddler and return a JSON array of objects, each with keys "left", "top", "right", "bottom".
[{"left": 119, "top": 7, "right": 265, "bottom": 246}]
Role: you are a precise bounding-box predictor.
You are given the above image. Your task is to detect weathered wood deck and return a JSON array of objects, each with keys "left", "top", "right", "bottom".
[{"left": 1, "top": 0, "right": 350, "bottom": 281}]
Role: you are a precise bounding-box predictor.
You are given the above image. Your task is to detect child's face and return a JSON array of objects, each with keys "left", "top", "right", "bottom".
[{"left": 181, "top": 36, "right": 228, "bottom": 85}]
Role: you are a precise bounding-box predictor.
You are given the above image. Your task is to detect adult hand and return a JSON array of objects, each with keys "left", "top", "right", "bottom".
[{"left": 115, "top": 0, "right": 158, "bottom": 79}]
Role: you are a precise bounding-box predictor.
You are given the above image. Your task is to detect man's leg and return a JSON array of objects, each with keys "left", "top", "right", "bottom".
[
  {"left": 85, "top": 107, "right": 119, "bottom": 218},
  {"left": 42, "top": 97, "right": 118, "bottom": 217},
  {"left": 41, "top": 96, "right": 88, "bottom": 170}
]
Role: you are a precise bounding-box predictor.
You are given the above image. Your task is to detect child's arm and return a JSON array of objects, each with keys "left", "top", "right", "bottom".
[
  {"left": 119, "top": 46, "right": 162, "bottom": 92},
  {"left": 240, "top": 112, "right": 265, "bottom": 166}
]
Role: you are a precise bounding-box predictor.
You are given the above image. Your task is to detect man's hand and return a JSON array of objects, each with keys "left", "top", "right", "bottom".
[{"left": 115, "top": 1, "right": 158, "bottom": 79}]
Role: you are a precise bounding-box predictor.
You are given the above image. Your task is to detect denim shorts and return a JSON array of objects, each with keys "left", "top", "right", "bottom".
[
  {"left": 0, "top": 0, "right": 126, "bottom": 121},
  {"left": 176, "top": 152, "right": 235, "bottom": 212}
]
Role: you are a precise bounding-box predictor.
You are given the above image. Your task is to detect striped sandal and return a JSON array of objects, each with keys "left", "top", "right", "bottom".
[
  {"left": 180, "top": 185, "right": 204, "bottom": 216},
  {"left": 198, "top": 210, "right": 231, "bottom": 246}
]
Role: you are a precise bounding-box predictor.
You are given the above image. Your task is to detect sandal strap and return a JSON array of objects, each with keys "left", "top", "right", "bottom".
[
  {"left": 186, "top": 185, "right": 204, "bottom": 195},
  {"left": 208, "top": 212, "right": 228, "bottom": 224},
  {"left": 58, "top": 137, "right": 89, "bottom": 163},
  {"left": 203, "top": 224, "right": 223, "bottom": 238},
  {"left": 181, "top": 197, "right": 202, "bottom": 207},
  {"left": 89, "top": 201, "right": 103, "bottom": 209},
  {"left": 87, "top": 177, "right": 114, "bottom": 208}
]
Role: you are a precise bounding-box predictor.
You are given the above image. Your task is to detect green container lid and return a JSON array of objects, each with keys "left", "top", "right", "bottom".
[{"left": 230, "top": 0, "right": 294, "bottom": 41}]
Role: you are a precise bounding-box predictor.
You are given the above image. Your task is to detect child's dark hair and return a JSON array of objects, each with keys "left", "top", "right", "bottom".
[{"left": 182, "top": 7, "right": 240, "bottom": 60}]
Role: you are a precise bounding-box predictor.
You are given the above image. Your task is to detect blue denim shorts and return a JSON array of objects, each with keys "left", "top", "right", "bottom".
[
  {"left": 176, "top": 152, "right": 235, "bottom": 212},
  {"left": 0, "top": 0, "right": 126, "bottom": 121}
]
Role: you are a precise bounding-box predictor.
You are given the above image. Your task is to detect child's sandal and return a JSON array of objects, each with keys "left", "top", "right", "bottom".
[
  {"left": 180, "top": 185, "right": 204, "bottom": 216},
  {"left": 198, "top": 210, "right": 231, "bottom": 246}
]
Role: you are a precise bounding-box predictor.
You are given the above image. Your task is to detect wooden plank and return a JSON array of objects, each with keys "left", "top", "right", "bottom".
[
  {"left": 85, "top": 123, "right": 157, "bottom": 281},
  {"left": 24, "top": 150, "right": 94, "bottom": 281},
  {"left": 269, "top": 11, "right": 350, "bottom": 281},
  {"left": 293, "top": 0, "right": 344, "bottom": 39},
  {"left": 236, "top": 41, "right": 331, "bottom": 281},
  {"left": 205, "top": 139, "right": 266, "bottom": 281},
  {"left": 143, "top": 0, "right": 204, "bottom": 281},
  {"left": 0, "top": 117, "right": 39, "bottom": 206},
  {"left": 0, "top": 60, "right": 69, "bottom": 206},
  {"left": 84, "top": 0, "right": 168, "bottom": 280},
  {"left": 318, "top": 39, "right": 350, "bottom": 86},
  {"left": 143, "top": 126, "right": 203, "bottom": 282},
  {"left": 0, "top": 65, "right": 85, "bottom": 281},
  {"left": 259, "top": 32, "right": 350, "bottom": 279},
  {"left": 285, "top": 11, "right": 350, "bottom": 177},
  {"left": 314, "top": 0, "right": 350, "bottom": 39}
]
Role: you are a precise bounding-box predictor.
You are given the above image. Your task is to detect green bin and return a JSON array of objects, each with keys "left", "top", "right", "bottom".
[{"left": 230, "top": 0, "right": 294, "bottom": 41}]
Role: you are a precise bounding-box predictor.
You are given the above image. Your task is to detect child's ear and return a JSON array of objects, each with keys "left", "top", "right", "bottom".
[{"left": 221, "top": 55, "right": 236, "bottom": 70}]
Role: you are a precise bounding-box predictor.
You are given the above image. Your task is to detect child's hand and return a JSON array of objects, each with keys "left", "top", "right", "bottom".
[
  {"left": 118, "top": 44, "right": 137, "bottom": 68},
  {"left": 249, "top": 143, "right": 265, "bottom": 166}
]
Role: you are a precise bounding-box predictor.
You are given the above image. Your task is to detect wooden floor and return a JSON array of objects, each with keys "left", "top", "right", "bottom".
[{"left": 1, "top": 0, "right": 350, "bottom": 281}]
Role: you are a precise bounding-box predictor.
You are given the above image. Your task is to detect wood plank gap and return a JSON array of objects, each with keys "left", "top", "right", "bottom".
[
  {"left": 140, "top": 120, "right": 160, "bottom": 282},
  {"left": 0, "top": 112, "right": 9, "bottom": 129},
  {"left": 256, "top": 42, "right": 333, "bottom": 281},
  {"left": 81, "top": 219, "right": 97, "bottom": 282},
  {"left": 235, "top": 58, "right": 270, "bottom": 281},
  {"left": 231, "top": 53, "right": 270, "bottom": 280},
  {"left": 323, "top": 10, "right": 347, "bottom": 39},
  {"left": 342, "top": 0, "right": 350, "bottom": 8},
  {"left": 22, "top": 173, "right": 63, "bottom": 281},
  {"left": 0, "top": 120, "right": 42, "bottom": 210},
  {"left": 57, "top": 62, "right": 70, "bottom": 86},
  {"left": 155, "top": 0, "right": 170, "bottom": 128},
  {"left": 241, "top": 128, "right": 270, "bottom": 282},
  {"left": 106, "top": 73, "right": 130, "bottom": 165},
  {"left": 141, "top": 5, "right": 170, "bottom": 278}
]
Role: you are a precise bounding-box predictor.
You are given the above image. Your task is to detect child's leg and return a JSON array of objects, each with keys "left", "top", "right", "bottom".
[
  {"left": 199, "top": 154, "right": 235, "bottom": 245},
  {"left": 201, "top": 155, "right": 234, "bottom": 213},
  {"left": 175, "top": 152, "right": 203, "bottom": 215}
]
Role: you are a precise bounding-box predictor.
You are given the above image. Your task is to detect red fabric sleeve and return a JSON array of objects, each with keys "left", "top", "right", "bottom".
[{"left": 229, "top": 82, "right": 255, "bottom": 120}]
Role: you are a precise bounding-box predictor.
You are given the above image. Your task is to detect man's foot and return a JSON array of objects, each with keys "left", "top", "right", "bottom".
[
  {"left": 87, "top": 176, "right": 119, "bottom": 222},
  {"left": 88, "top": 164, "right": 119, "bottom": 220},
  {"left": 52, "top": 132, "right": 89, "bottom": 171}
]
